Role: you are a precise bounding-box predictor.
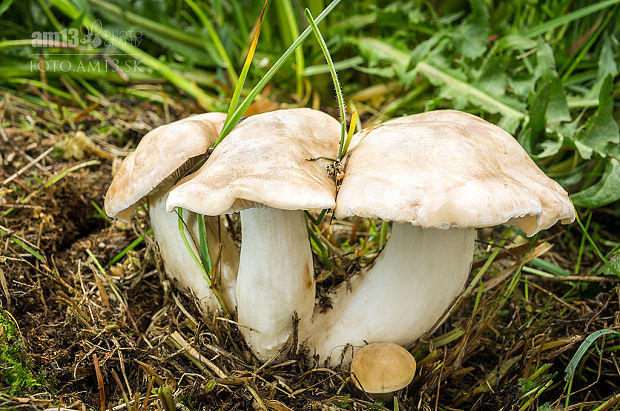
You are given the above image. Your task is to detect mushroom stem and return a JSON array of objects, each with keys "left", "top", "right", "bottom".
[
  {"left": 148, "top": 189, "right": 239, "bottom": 313},
  {"left": 303, "top": 223, "right": 475, "bottom": 367},
  {"left": 236, "top": 207, "right": 315, "bottom": 361}
]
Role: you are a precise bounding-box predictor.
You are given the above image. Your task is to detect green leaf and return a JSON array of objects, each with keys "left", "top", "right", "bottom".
[
  {"left": 575, "top": 75, "right": 619, "bottom": 159},
  {"left": 535, "top": 38, "right": 570, "bottom": 124},
  {"left": 508, "top": 75, "right": 537, "bottom": 99},
  {"left": 554, "top": 164, "right": 586, "bottom": 188},
  {"left": 521, "top": 84, "right": 549, "bottom": 153},
  {"left": 451, "top": 0, "right": 489, "bottom": 59},
  {"left": 474, "top": 57, "right": 507, "bottom": 97},
  {"left": 353, "top": 37, "right": 409, "bottom": 74},
  {"left": 497, "top": 35, "right": 536, "bottom": 51},
  {"left": 535, "top": 38, "right": 556, "bottom": 80},
  {"left": 598, "top": 247, "right": 620, "bottom": 277},
  {"left": 587, "top": 34, "right": 617, "bottom": 99},
  {"left": 546, "top": 76, "right": 570, "bottom": 124},
  {"left": 571, "top": 158, "right": 620, "bottom": 207},
  {"left": 409, "top": 31, "right": 446, "bottom": 68},
  {"left": 535, "top": 135, "right": 564, "bottom": 158},
  {"left": 416, "top": 61, "right": 525, "bottom": 131}
]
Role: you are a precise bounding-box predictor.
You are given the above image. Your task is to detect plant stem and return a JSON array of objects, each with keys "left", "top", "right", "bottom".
[{"left": 305, "top": 8, "right": 347, "bottom": 159}]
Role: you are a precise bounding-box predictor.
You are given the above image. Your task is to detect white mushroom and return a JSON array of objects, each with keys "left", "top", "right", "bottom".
[
  {"left": 104, "top": 113, "right": 239, "bottom": 313},
  {"left": 303, "top": 110, "right": 575, "bottom": 366},
  {"left": 166, "top": 108, "right": 340, "bottom": 361}
]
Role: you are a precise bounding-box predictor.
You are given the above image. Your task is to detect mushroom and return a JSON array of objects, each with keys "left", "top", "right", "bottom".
[
  {"left": 166, "top": 108, "right": 340, "bottom": 361},
  {"left": 350, "top": 342, "right": 416, "bottom": 402},
  {"left": 303, "top": 110, "right": 575, "bottom": 366},
  {"left": 104, "top": 113, "right": 239, "bottom": 313}
]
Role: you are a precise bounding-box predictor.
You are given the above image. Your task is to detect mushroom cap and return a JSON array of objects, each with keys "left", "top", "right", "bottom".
[
  {"left": 104, "top": 112, "right": 226, "bottom": 220},
  {"left": 336, "top": 110, "right": 574, "bottom": 236},
  {"left": 166, "top": 108, "right": 340, "bottom": 215},
  {"left": 350, "top": 342, "right": 416, "bottom": 396}
]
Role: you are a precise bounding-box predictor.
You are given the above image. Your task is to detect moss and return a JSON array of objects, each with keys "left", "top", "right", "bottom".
[{"left": 0, "top": 309, "right": 39, "bottom": 395}]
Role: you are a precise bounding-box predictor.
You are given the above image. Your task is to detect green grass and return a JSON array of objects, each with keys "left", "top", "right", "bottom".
[{"left": 1, "top": 0, "right": 615, "bottom": 210}]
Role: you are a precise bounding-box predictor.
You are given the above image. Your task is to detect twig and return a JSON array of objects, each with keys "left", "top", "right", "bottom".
[
  {"left": 2, "top": 147, "right": 54, "bottom": 185},
  {"left": 168, "top": 331, "right": 228, "bottom": 378},
  {"left": 526, "top": 274, "right": 620, "bottom": 283},
  {"left": 93, "top": 354, "right": 106, "bottom": 411}
]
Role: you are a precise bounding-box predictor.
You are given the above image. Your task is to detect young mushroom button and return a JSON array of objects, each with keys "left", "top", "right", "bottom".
[
  {"left": 166, "top": 108, "right": 340, "bottom": 362},
  {"left": 350, "top": 342, "right": 417, "bottom": 402},
  {"left": 302, "top": 110, "right": 575, "bottom": 367},
  {"left": 104, "top": 112, "right": 240, "bottom": 314}
]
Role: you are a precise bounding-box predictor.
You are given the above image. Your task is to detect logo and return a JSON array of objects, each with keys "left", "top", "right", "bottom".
[
  {"left": 29, "top": 20, "right": 145, "bottom": 73},
  {"left": 30, "top": 20, "right": 142, "bottom": 49}
]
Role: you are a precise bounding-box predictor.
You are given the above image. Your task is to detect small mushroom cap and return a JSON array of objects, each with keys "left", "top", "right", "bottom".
[
  {"left": 351, "top": 342, "right": 416, "bottom": 396},
  {"left": 105, "top": 112, "right": 226, "bottom": 220},
  {"left": 337, "top": 110, "right": 574, "bottom": 236},
  {"left": 166, "top": 108, "right": 340, "bottom": 215}
]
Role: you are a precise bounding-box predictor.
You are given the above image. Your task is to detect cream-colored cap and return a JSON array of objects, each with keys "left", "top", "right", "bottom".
[
  {"left": 336, "top": 110, "right": 574, "bottom": 236},
  {"left": 105, "top": 112, "right": 226, "bottom": 220},
  {"left": 350, "top": 342, "right": 416, "bottom": 399},
  {"left": 166, "top": 108, "right": 340, "bottom": 215}
]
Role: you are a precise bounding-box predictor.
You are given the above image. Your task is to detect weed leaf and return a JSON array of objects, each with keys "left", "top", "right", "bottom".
[
  {"left": 587, "top": 34, "right": 618, "bottom": 98},
  {"left": 575, "top": 74, "right": 619, "bottom": 159},
  {"left": 571, "top": 158, "right": 620, "bottom": 208},
  {"left": 451, "top": 0, "right": 489, "bottom": 59},
  {"left": 535, "top": 38, "right": 570, "bottom": 124}
]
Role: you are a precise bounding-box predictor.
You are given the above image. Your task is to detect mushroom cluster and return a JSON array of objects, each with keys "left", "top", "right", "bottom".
[
  {"left": 302, "top": 110, "right": 575, "bottom": 366},
  {"left": 166, "top": 108, "right": 341, "bottom": 361},
  {"left": 105, "top": 109, "right": 574, "bottom": 376}
]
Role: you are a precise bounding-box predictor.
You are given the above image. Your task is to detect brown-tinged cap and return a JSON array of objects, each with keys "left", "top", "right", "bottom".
[
  {"left": 166, "top": 108, "right": 340, "bottom": 215},
  {"left": 104, "top": 112, "right": 226, "bottom": 220},
  {"left": 350, "top": 342, "right": 416, "bottom": 397},
  {"left": 336, "top": 110, "right": 574, "bottom": 236}
]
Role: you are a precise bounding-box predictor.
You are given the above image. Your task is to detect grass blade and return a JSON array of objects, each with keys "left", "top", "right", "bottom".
[
  {"left": 176, "top": 209, "right": 210, "bottom": 286},
  {"left": 341, "top": 110, "right": 357, "bottom": 156},
  {"left": 184, "top": 0, "right": 239, "bottom": 85},
  {"left": 564, "top": 329, "right": 618, "bottom": 406},
  {"left": 275, "top": 0, "right": 304, "bottom": 97},
  {"left": 197, "top": 215, "right": 213, "bottom": 273},
  {"left": 176, "top": 210, "right": 229, "bottom": 316},
  {"left": 0, "top": 226, "right": 45, "bottom": 263},
  {"left": 304, "top": 209, "right": 328, "bottom": 226},
  {"left": 106, "top": 228, "right": 152, "bottom": 267},
  {"left": 49, "top": 0, "right": 216, "bottom": 110},
  {"left": 574, "top": 206, "right": 620, "bottom": 277},
  {"left": 524, "top": 0, "right": 620, "bottom": 37},
  {"left": 88, "top": 0, "right": 205, "bottom": 49},
  {"left": 305, "top": 8, "right": 347, "bottom": 159},
  {"left": 225, "top": 0, "right": 269, "bottom": 123},
  {"left": 214, "top": 0, "right": 343, "bottom": 147}
]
